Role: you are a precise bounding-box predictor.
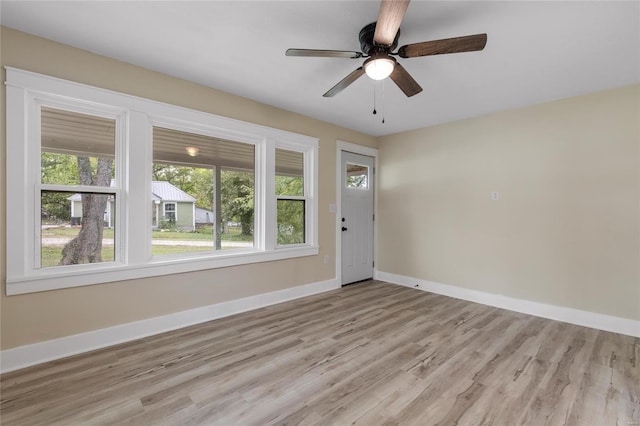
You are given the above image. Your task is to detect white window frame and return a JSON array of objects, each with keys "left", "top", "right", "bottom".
[
  {"left": 5, "top": 68, "right": 319, "bottom": 295},
  {"left": 275, "top": 147, "right": 309, "bottom": 248},
  {"left": 163, "top": 202, "right": 177, "bottom": 221}
]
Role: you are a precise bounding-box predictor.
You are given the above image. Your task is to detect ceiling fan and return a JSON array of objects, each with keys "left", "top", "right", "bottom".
[{"left": 286, "top": 0, "right": 487, "bottom": 98}]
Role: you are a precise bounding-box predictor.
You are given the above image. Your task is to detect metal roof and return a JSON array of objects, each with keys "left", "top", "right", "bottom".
[
  {"left": 68, "top": 181, "right": 195, "bottom": 203},
  {"left": 151, "top": 181, "right": 196, "bottom": 203}
]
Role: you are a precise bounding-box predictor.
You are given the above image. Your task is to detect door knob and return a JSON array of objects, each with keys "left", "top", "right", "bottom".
[{"left": 341, "top": 226, "right": 348, "bottom": 232}]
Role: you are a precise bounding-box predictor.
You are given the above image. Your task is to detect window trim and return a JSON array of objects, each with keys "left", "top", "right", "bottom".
[
  {"left": 5, "top": 67, "right": 319, "bottom": 295},
  {"left": 162, "top": 202, "right": 177, "bottom": 221}
]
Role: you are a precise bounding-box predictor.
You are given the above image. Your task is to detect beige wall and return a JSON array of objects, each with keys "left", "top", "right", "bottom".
[
  {"left": 0, "top": 28, "right": 378, "bottom": 350},
  {"left": 378, "top": 85, "right": 640, "bottom": 321}
]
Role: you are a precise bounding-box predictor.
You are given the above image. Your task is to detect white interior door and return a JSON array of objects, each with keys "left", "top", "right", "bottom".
[{"left": 340, "top": 151, "right": 374, "bottom": 285}]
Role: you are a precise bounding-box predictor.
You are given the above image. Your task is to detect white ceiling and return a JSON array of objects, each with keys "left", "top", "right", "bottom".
[{"left": 2, "top": 1, "right": 639, "bottom": 137}]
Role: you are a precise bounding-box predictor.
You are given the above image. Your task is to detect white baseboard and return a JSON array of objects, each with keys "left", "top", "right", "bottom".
[
  {"left": 375, "top": 270, "right": 640, "bottom": 338},
  {"left": 0, "top": 278, "right": 339, "bottom": 373}
]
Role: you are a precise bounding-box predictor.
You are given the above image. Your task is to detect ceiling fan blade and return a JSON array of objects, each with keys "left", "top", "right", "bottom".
[
  {"left": 373, "top": 0, "right": 410, "bottom": 46},
  {"left": 286, "top": 48, "right": 362, "bottom": 59},
  {"left": 389, "top": 63, "right": 422, "bottom": 97},
  {"left": 398, "top": 33, "right": 487, "bottom": 58},
  {"left": 323, "top": 67, "right": 365, "bottom": 97}
]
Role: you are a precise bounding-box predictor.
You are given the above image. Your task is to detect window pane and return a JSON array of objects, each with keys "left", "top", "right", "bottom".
[
  {"left": 220, "top": 169, "right": 255, "bottom": 248},
  {"left": 277, "top": 199, "right": 305, "bottom": 245},
  {"left": 41, "top": 190, "right": 115, "bottom": 267},
  {"left": 164, "top": 202, "right": 176, "bottom": 221},
  {"left": 275, "top": 149, "right": 303, "bottom": 196},
  {"left": 39, "top": 108, "right": 117, "bottom": 268},
  {"left": 41, "top": 107, "right": 115, "bottom": 186},
  {"left": 346, "top": 163, "right": 368, "bottom": 189},
  {"left": 151, "top": 166, "right": 215, "bottom": 256},
  {"left": 152, "top": 127, "right": 255, "bottom": 256}
]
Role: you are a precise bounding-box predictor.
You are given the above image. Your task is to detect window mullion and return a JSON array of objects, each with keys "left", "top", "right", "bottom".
[
  {"left": 263, "top": 141, "right": 276, "bottom": 251},
  {"left": 306, "top": 147, "right": 318, "bottom": 248},
  {"left": 127, "top": 111, "right": 152, "bottom": 265},
  {"left": 31, "top": 101, "right": 43, "bottom": 271}
]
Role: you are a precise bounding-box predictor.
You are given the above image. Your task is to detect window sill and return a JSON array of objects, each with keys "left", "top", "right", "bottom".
[{"left": 6, "top": 245, "right": 319, "bottom": 295}]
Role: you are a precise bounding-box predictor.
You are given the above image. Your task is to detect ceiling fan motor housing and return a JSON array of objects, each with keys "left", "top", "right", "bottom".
[{"left": 359, "top": 22, "right": 400, "bottom": 54}]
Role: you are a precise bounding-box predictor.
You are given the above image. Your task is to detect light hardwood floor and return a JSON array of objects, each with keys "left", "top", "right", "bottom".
[{"left": 1, "top": 281, "right": 638, "bottom": 425}]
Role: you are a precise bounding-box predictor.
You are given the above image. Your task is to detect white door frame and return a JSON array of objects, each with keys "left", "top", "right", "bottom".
[{"left": 336, "top": 140, "right": 379, "bottom": 286}]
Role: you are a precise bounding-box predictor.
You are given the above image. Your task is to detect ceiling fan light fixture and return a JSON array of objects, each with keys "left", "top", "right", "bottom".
[
  {"left": 364, "top": 55, "right": 396, "bottom": 80},
  {"left": 185, "top": 146, "right": 199, "bottom": 157}
]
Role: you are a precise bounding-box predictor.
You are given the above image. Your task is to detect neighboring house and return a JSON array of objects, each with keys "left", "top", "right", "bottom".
[
  {"left": 69, "top": 181, "right": 197, "bottom": 231},
  {"left": 151, "top": 181, "right": 197, "bottom": 231},
  {"left": 68, "top": 193, "right": 115, "bottom": 228},
  {"left": 195, "top": 207, "right": 214, "bottom": 225}
]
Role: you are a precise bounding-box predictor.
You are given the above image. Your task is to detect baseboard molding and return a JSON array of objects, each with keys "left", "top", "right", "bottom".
[
  {"left": 0, "top": 278, "right": 339, "bottom": 373},
  {"left": 375, "top": 270, "right": 640, "bottom": 338}
]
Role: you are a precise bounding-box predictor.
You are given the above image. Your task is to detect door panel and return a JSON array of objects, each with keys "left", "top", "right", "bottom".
[{"left": 341, "top": 151, "right": 374, "bottom": 285}]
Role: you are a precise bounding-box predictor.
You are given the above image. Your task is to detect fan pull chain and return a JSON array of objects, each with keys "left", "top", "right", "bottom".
[
  {"left": 382, "top": 79, "right": 385, "bottom": 124},
  {"left": 372, "top": 81, "right": 377, "bottom": 115}
]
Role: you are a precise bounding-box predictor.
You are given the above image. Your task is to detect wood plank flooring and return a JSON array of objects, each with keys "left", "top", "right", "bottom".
[{"left": 1, "top": 280, "right": 638, "bottom": 425}]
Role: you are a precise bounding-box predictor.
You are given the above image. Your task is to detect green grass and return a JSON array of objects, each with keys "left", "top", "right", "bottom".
[
  {"left": 41, "top": 244, "right": 240, "bottom": 266},
  {"left": 151, "top": 245, "right": 214, "bottom": 256},
  {"left": 41, "top": 226, "right": 253, "bottom": 268},
  {"left": 219, "top": 227, "right": 254, "bottom": 242},
  {"left": 42, "top": 227, "right": 115, "bottom": 239},
  {"left": 42, "top": 225, "right": 252, "bottom": 242},
  {"left": 40, "top": 246, "right": 115, "bottom": 268},
  {"left": 152, "top": 226, "right": 252, "bottom": 242},
  {"left": 40, "top": 224, "right": 251, "bottom": 266},
  {"left": 152, "top": 227, "right": 214, "bottom": 241}
]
